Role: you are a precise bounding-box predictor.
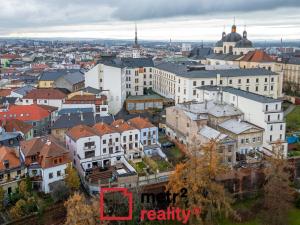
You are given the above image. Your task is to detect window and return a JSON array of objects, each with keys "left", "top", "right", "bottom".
[
  {"left": 103, "top": 139, "right": 106, "bottom": 144},
  {"left": 246, "top": 79, "right": 250, "bottom": 83},
  {"left": 220, "top": 80, "right": 223, "bottom": 85},
  {"left": 270, "top": 125, "right": 273, "bottom": 131},
  {"left": 193, "top": 90, "right": 196, "bottom": 95},
  {"left": 256, "top": 86, "right": 259, "bottom": 92},
  {"left": 123, "top": 136, "right": 126, "bottom": 142},
  {"left": 278, "top": 114, "right": 280, "bottom": 120},
  {"left": 143, "top": 132, "right": 147, "bottom": 137},
  {"left": 241, "top": 139, "right": 244, "bottom": 144},
  {"left": 280, "top": 134, "right": 282, "bottom": 140},
  {"left": 49, "top": 173, "right": 53, "bottom": 179},
  {"left": 210, "top": 80, "right": 213, "bottom": 85},
  {"left": 280, "top": 124, "right": 283, "bottom": 130},
  {"left": 201, "top": 81, "right": 205, "bottom": 85},
  {"left": 246, "top": 87, "right": 249, "bottom": 91},
  {"left": 57, "top": 171, "right": 61, "bottom": 177},
  {"left": 135, "top": 134, "right": 138, "bottom": 140},
  {"left": 264, "top": 86, "right": 267, "bottom": 91},
  {"left": 103, "top": 148, "right": 106, "bottom": 154},
  {"left": 84, "top": 141, "right": 95, "bottom": 149},
  {"left": 238, "top": 79, "right": 241, "bottom": 84},
  {"left": 268, "top": 115, "right": 270, "bottom": 121},
  {"left": 229, "top": 80, "right": 232, "bottom": 84},
  {"left": 266, "top": 105, "right": 268, "bottom": 111},
  {"left": 193, "top": 81, "right": 196, "bottom": 86},
  {"left": 256, "top": 78, "right": 259, "bottom": 83},
  {"left": 271, "top": 77, "right": 274, "bottom": 82},
  {"left": 270, "top": 85, "right": 273, "bottom": 91},
  {"left": 115, "top": 138, "right": 119, "bottom": 142},
  {"left": 270, "top": 135, "right": 273, "bottom": 142},
  {"left": 252, "top": 138, "right": 256, "bottom": 143},
  {"left": 265, "top": 78, "right": 268, "bottom": 82}
]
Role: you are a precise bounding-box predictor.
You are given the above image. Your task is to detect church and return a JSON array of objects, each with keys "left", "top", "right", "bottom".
[{"left": 214, "top": 23, "right": 254, "bottom": 55}]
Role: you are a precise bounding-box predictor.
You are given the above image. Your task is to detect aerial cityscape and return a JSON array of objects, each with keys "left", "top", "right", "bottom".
[{"left": 0, "top": 1, "right": 300, "bottom": 225}]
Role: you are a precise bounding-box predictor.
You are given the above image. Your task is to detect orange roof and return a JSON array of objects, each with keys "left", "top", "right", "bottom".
[
  {"left": 127, "top": 117, "right": 155, "bottom": 129},
  {"left": 93, "top": 123, "right": 118, "bottom": 136},
  {"left": 65, "top": 94, "right": 107, "bottom": 104},
  {"left": 23, "top": 88, "right": 67, "bottom": 100},
  {"left": 0, "top": 54, "right": 19, "bottom": 60},
  {"left": 66, "top": 124, "right": 99, "bottom": 141},
  {"left": 0, "top": 104, "right": 51, "bottom": 121},
  {"left": 4, "top": 119, "right": 33, "bottom": 134},
  {"left": 111, "top": 119, "right": 136, "bottom": 132},
  {"left": 0, "top": 89, "right": 12, "bottom": 97},
  {"left": 241, "top": 50, "right": 275, "bottom": 63},
  {"left": 0, "top": 146, "right": 20, "bottom": 170}
]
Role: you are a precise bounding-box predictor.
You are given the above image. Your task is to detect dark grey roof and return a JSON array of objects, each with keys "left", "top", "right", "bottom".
[
  {"left": 101, "top": 57, "right": 154, "bottom": 68},
  {"left": 39, "top": 69, "right": 78, "bottom": 81},
  {"left": 189, "top": 47, "right": 213, "bottom": 60},
  {"left": 12, "top": 85, "right": 35, "bottom": 96},
  {"left": 0, "top": 97, "right": 18, "bottom": 105},
  {"left": 155, "top": 62, "right": 277, "bottom": 79},
  {"left": 121, "top": 58, "right": 154, "bottom": 68},
  {"left": 223, "top": 32, "right": 242, "bottom": 42},
  {"left": 197, "top": 85, "right": 281, "bottom": 103},
  {"left": 235, "top": 38, "right": 253, "bottom": 48},
  {"left": 206, "top": 53, "right": 241, "bottom": 61},
  {"left": 58, "top": 108, "right": 94, "bottom": 116},
  {"left": 287, "top": 57, "right": 300, "bottom": 65},
  {"left": 81, "top": 86, "right": 102, "bottom": 94},
  {"left": 62, "top": 71, "right": 84, "bottom": 85},
  {"left": 51, "top": 112, "right": 114, "bottom": 129}
]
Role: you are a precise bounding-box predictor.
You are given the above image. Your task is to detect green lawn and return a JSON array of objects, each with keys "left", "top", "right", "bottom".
[
  {"left": 156, "top": 159, "right": 173, "bottom": 172},
  {"left": 286, "top": 106, "right": 300, "bottom": 132},
  {"left": 135, "top": 162, "right": 147, "bottom": 174}
]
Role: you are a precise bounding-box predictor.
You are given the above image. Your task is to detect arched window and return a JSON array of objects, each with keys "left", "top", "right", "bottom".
[{"left": 229, "top": 46, "right": 233, "bottom": 53}]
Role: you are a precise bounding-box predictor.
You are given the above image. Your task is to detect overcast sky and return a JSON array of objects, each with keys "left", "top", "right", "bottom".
[{"left": 1, "top": 0, "right": 300, "bottom": 41}]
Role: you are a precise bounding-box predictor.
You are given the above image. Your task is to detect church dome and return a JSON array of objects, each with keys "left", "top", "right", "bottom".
[
  {"left": 235, "top": 38, "right": 253, "bottom": 48},
  {"left": 223, "top": 32, "right": 242, "bottom": 42}
]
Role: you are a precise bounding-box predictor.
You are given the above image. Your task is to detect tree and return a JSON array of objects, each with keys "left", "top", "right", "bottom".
[
  {"left": 65, "top": 163, "right": 80, "bottom": 191},
  {"left": 51, "top": 182, "right": 70, "bottom": 203},
  {"left": 261, "top": 142, "right": 295, "bottom": 225},
  {"left": 19, "top": 180, "right": 30, "bottom": 199},
  {"left": 167, "top": 139, "right": 237, "bottom": 224},
  {"left": 0, "top": 186, "right": 5, "bottom": 211},
  {"left": 64, "top": 192, "right": 96, "bottom": 225},
  {"left": 9, "top": 199, "right": 26, "bottom": 219}
]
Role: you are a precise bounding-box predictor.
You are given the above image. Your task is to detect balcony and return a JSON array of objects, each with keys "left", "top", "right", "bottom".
[{"left": 84, "top": 145, "right": 96, "bottom": 150}]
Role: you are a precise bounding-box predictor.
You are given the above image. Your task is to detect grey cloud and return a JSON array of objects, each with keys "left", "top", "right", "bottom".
[{"left": 0, "top": 0, "right": 299, "bottom": 29}]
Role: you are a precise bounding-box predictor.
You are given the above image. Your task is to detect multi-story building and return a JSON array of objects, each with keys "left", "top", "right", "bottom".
[
  {"left": 0, "top": 146, "right": 26, "bottom": 195},
  {"left": 20, "top": 136, "right": 71, "bottom": 193},
  {"left": 153, "top": 62, "right": 283, "bottom": 104},
  {"left": 196, "top": 86, "right": 287, "bottom": 156},
  {"left": 84, "top": 58, "right": 154, "bottom": 114},
  {"left": 281, "top": 57, "right": 300, "bottom": 94}
]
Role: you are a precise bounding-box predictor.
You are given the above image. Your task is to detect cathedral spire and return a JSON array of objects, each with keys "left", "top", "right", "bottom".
[{"left": 134, "top": 23, "right": 138, "bottom": 47}]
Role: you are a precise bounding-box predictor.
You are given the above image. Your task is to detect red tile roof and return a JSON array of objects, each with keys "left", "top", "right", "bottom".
[
  {"left": 127, "top": 117, "right": 155, "bottom": 129},
  {"left": 0, "top": 54, "right": 20, "bottom": 60},
  {"left": 20, "top": 136, "right": 70, "bottom": 168},
  {"left": 111, "top": 119, "right": 136, "bottom": 132},
  {"left": 23, "top": 88, "right": 67, "bottom": 100},
  {"left": 241, "top": 50, "right": 275, "bottom": 63},
  {"left": 66, "top": 124, "right": 99, "bottom": 141},
  {"left": 93, "top": 123, "right": 118, "bottom": 136},
  {"left": 0, "top": 146, "right": 20, "bottom": 170},
  {"left": 0, "top": 104, "right": 51, "bottom": 121},
  {"left": 3, "top": 119, "right": 33, "bottom": 134},
  {"left": 0, "top": 89, "right": 13, "bottom": 97}
]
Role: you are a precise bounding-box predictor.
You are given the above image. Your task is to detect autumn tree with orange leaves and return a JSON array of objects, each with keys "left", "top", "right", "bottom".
[{"left": 167, "top": 139, "right": 237, "bottom": 225}]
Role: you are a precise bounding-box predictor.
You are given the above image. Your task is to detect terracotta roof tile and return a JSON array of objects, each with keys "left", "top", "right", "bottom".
[
  {"left": 93, "top": 123, "right": 118, "bottom": 136},
  {"left": 241, "top": 50, "right": 275, "bottom": 63},
  {"left": 0, "top": 146, "right": 20, "bottom": 170},
  {"left": 111, "top": 119, "right": 137, "bottom": 132},
  {"left": 4, "top": 119, "right": 33, "bottom": 134},
  {"left": 66, "top": 124, "right": 99, "bottom": 141},
  {"left": 127, "top": 117, "right": 155, "bottom": 129},
  {"left": 23, "top": 88, "right": 67, "bottom": 100},
  {"left": 0, "top": 104, "right": 51, "bottom": 121}
]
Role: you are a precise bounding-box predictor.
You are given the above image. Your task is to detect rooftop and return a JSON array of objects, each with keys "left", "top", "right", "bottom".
[
  {"left": 219, "top": 119, "right": 263, "bottom": 134},
  {"left": 155, "top": 61, "right": 277, "bottom": 78}
]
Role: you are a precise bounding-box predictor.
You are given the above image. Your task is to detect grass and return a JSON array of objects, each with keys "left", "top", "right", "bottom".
[
  {"left": 286, "top": 106, "right": 300, "bottom": 132},
  {"left": 135, "top": 162, "right": 147, "bottom": 174},
  {"left": 288, "top": 150, "right": 300, "bottom": 157},
  {"left": 288, "top": 208, "right": 300, "bottom": 225},
  {"left": 156, "top": 159, "right": 173, "bottom": 172},
  {"left": 163, "top": 146, "right": 185, "bottom": 165}
]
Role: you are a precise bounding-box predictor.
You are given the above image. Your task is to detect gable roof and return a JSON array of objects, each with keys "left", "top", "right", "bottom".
[
  {"left": 39, "top": 70, "right": 67, "bottom": 81},
  {"left": 60, "top": 71, "right": 85, "bottom": 85},
  {"left": 66, "top": 124, "right": 99, "bottom": 141},
  {"left": 93, "top": 123, "right": 118, "bottom": 136},
  {"left": 0, "top": 146, "right": 21, "bottom": 170},
  {"left": 23, "top": 88, "right": 67, "bottom": 100},
  {"left": 127, "top": 117, "right": 155, "bottom": 129},
  {"left": 4, "top": 119, "right": 33, "bottom": 134},
  {"left": 12, "top": 85, "right": 35, "bottom": 96},
  {"left": 240, "top": 50, "right": 275, "bottom": 62},
  {"left": 0, "top": 104, "right": 52, "bottom": 121}
]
